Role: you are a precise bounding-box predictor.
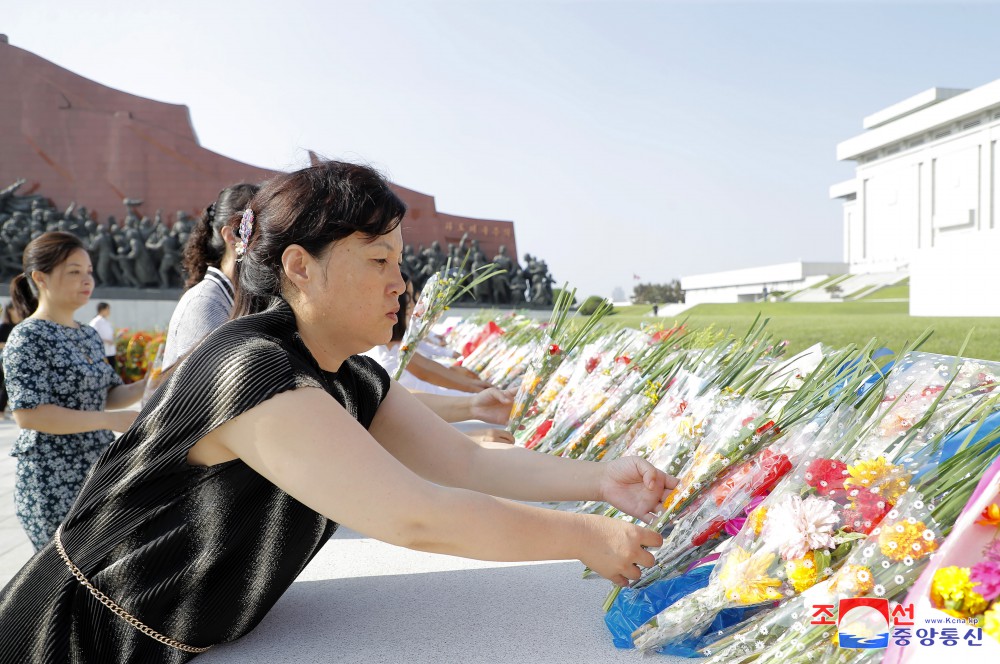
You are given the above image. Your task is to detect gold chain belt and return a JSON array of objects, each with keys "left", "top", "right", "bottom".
[{"left": 53, "top": 527, "right": 211, "bottom": 654}]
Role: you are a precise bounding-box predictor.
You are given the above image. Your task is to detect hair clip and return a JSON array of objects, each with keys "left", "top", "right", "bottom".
[{"left": 235, "top": 208, "right": 254, "bottom": 261}]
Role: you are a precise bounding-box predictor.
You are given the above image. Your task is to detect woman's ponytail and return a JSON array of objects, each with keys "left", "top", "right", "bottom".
[
  {"left": 9, "top": 273, "right": 37, "bottom": 320},
  {"left": 182, "top": 184, "right": 260, "bottom": 290},
  {"left": 182, "top": 204, "right": 219, "bottom": 288}
]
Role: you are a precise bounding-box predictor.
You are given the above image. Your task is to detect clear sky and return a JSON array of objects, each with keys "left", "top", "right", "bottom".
[{"left": 6, "top": 1, "right": 1000, "bottom": 299}]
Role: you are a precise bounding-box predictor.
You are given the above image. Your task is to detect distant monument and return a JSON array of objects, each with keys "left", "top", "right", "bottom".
[{"left": 0, "top": 38, "right": 521, "bottom": 290}]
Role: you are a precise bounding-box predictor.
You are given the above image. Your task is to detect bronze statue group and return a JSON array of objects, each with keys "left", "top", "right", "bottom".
[{"left": 0, "top": 178, "right": 557, "bottom": 304}]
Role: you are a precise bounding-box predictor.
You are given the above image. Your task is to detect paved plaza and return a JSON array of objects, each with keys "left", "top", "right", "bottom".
[{"left": 0, "top": 418, "right": 687, "bottom": 663}]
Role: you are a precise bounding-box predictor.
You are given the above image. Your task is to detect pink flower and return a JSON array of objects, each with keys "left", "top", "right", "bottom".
[
  {"left": 984, "top": 538, "right": 1000, "bottom": 563},
  {"left": 970, "top": 559, "right": 1000, "bottom": 602}
]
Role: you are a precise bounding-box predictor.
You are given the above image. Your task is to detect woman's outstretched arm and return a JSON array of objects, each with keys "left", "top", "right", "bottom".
[
  {"left": 369, "top": 382, "right": 677, "bottom": 523},
  {"left": 190, "top": 387, "right": 661, "bottom": 587}
]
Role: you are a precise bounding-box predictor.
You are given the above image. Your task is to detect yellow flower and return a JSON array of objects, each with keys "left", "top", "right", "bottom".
[
  {"left": 649, "top": 432, "right": 669, "bottom": 452},
  {"left": 785, "top": 552, "right": 819, "bottom": 592},
  {"left": 676, "top": 416, "right": 700, "bottom": 438},
  {"left": 878, "top": 520, "right": 938, "bottom": 561},
  {"left": 718, "top": 547, "right": 784, "bottom": 605},
  {"left": 983, "top": 604, "right": 1000, "bottom": 643},
  {"left": 834, "top": 565, "right": 875, "bottom": 595},
  {"left": 746, "top": 507, "right": 767, "bottom": 535},
  {"left": 930, "top": 566, "right": 989, "bottom": 616},
  {"left": 844, "top": 457, "right": 911, "bottom": 504}
]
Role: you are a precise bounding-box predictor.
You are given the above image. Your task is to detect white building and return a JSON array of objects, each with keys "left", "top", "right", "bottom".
[
  {"left": 831, "top": 83, "right": 1000, "bottom": 316},
  {"left": 681, "top": 261, "right": 847, "bottom": 306},
  {"left": 683, "top": 82, "right": 1000, "bottom": 314}
]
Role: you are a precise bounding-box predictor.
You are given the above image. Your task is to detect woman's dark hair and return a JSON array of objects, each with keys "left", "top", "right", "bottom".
[
  {"left": 9, "top": 231, "right": 86, "bottom": 319},
  {"left": 232, "top": 161, "right": 406, "bottom": 318},
  {"left": 182, "top": 183, "right": 260, "bottom": 288},
  {"left": 390, "top": 274, "right": 413, "bottom": 342}
]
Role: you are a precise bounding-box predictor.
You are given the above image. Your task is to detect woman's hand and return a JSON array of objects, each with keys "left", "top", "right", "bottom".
[
  {"left": 453, "top": 365, "right": 483, "bottom": 380},
  {"left": 466, "top": 428, "right": 515, "bottom": 444},
  {"left": 579, "top": 514, "right": 662, "bottom": 587},
  {"left": 597, "top": 457, "right": 677, "bottom": 524},
  {"left": 468, "top": 387, "right": 516, "bottom": 425}
]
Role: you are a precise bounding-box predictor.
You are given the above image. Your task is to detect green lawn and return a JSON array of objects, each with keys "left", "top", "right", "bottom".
[
  {"left": 604, "top": 301, "right": 1000, "bottom": 361},
  {"left": 859, "top": 278, "right": 909, "bottom": 301}
]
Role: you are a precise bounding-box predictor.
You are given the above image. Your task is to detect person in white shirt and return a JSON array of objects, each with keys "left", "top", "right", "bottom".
[
  {"left": 162, "top": 183, "right": 259, "bottom": 370},
  {"left": 88, "top": 301, "right": 117, "bottom": 369},
  {"left": 364, "top": 276, "right": 514, "bottom": 443}
]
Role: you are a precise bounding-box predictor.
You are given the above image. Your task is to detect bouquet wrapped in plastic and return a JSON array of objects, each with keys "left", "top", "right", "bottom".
[
  {"left": 631, "top": 352, "right": 999, "bottom": 651},
  {"left": 394, "top": 261, "right": 504, "bottom": 379},
  {"left": 701, "top": 408, "right": 1000, "bottom": 663},
  {"left": 883, "top": 430, "right": 1000, "bottom": 661},
  {"left": 507, "top": 289, "right": 614, "bottom": 433}
]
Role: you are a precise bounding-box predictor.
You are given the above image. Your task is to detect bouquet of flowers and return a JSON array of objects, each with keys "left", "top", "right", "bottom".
[
  {"left": 630, "top": 351, "right": 994, "bottom": 651},
  {"left": 460, "top": 314, "right": 540, "bottom": 386},
  {"left": 700, "top": 405, "right": 1000, "bottom": 663},
  {"left": 620, "top": 377, "right": 723, "bottom": 475},
  {"left": 882, "top": 431, "right": 1000, "bottom": 661},
  {"left": 507, "top": 287, "right": 613, "bottom": 432},
  {"left": 394, "top": 260, "right": 504, "bottom": 379},
  {"left": 514, "top": 340, "right": 637, "bottom": 453},
  {"left": 633, "top": 406, "right": 847, "bottom": 596},
  {"left": 555, "top": 342, "right": 684, "bottom": 460}
]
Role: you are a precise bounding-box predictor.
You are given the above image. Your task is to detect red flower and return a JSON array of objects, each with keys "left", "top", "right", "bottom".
[
  {"left": 741, "top": 416, "right": 756, "bottom": 427},
  {"left": 461, "top": 321, "right": 504, "bottom": 356},
  {"left": 974, "top": 373, "right": 998, "bottom": 395},
  {"left": 710, "top": 450, "right": 791, "bottom": 506},
  {"left": 712, "top": 459, "right": 757, "bottom": 506},
  {"left": 672, "top": 400, "right": 689, "bottom": 417},
  {"left": 805, "top": 458, "right": 849, "bottom": 498},
  {"left": 525, "top": 419, "right": 553, "bottom": 450},
  {"left": 692, "top": 517, "right": 727, "bottom": 546},
  {"left": 585, "top": 356, "right": 600, "bottom": 373},
  {"left": 841, "top": 489, "right": 891, "bottom": 534},
  {"left": 749, "top": 452, "right": 792, "bottom": 498},
  {"left": 615, "top": 355, "right": 631, "bottom": 365},
  {"left": 755, "top": 420, "right": 779, "bottom": 436},
  {"left": 650, "top": 326, "right": 684, "bottom": 343},
  {"left": 548, "top": 344, "right": 561, "bottom": 356}
]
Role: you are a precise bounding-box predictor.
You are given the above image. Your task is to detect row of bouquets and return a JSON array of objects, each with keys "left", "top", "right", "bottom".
[{"left": 442, "top": 309, "right": 1000, "bottom": 660}]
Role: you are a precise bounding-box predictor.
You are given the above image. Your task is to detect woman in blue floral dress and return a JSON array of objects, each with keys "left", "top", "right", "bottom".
[{"left": 3, "top": 232, "right": 147, "bottom": 549}]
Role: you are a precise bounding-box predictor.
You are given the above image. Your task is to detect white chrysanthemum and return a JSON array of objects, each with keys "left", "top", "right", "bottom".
[{"left": 763, "top": 494, "right": 840, "bottom": 560}]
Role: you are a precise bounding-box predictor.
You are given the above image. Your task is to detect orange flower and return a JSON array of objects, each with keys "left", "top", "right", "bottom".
[
  {"left": 977, "top": 503, "right": 1000, "bottom": 528},
  {"left": 878, "top": 520, "right": 938, "bottom": 562}
]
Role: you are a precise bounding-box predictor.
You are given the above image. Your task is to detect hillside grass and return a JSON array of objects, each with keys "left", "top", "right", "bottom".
[
  {"left": 602, "top": 301, "right": 1000, "bottom": 361},
  {"left": 859, "top": 278, "right": 910, "bottom": 301}
]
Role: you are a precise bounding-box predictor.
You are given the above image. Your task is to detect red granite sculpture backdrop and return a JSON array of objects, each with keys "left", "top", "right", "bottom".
[{"left": 0, "top": 38, "right": 516, "bottom": 257}]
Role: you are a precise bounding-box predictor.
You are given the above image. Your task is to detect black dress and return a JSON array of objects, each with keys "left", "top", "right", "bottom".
[{"left": 0, "top": 299, "right": 390, "bottom": 663}]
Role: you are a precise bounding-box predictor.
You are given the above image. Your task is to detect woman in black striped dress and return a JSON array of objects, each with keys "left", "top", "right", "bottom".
[{"left": 0, "top": 161, "right": 675, "bottom": 663}]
